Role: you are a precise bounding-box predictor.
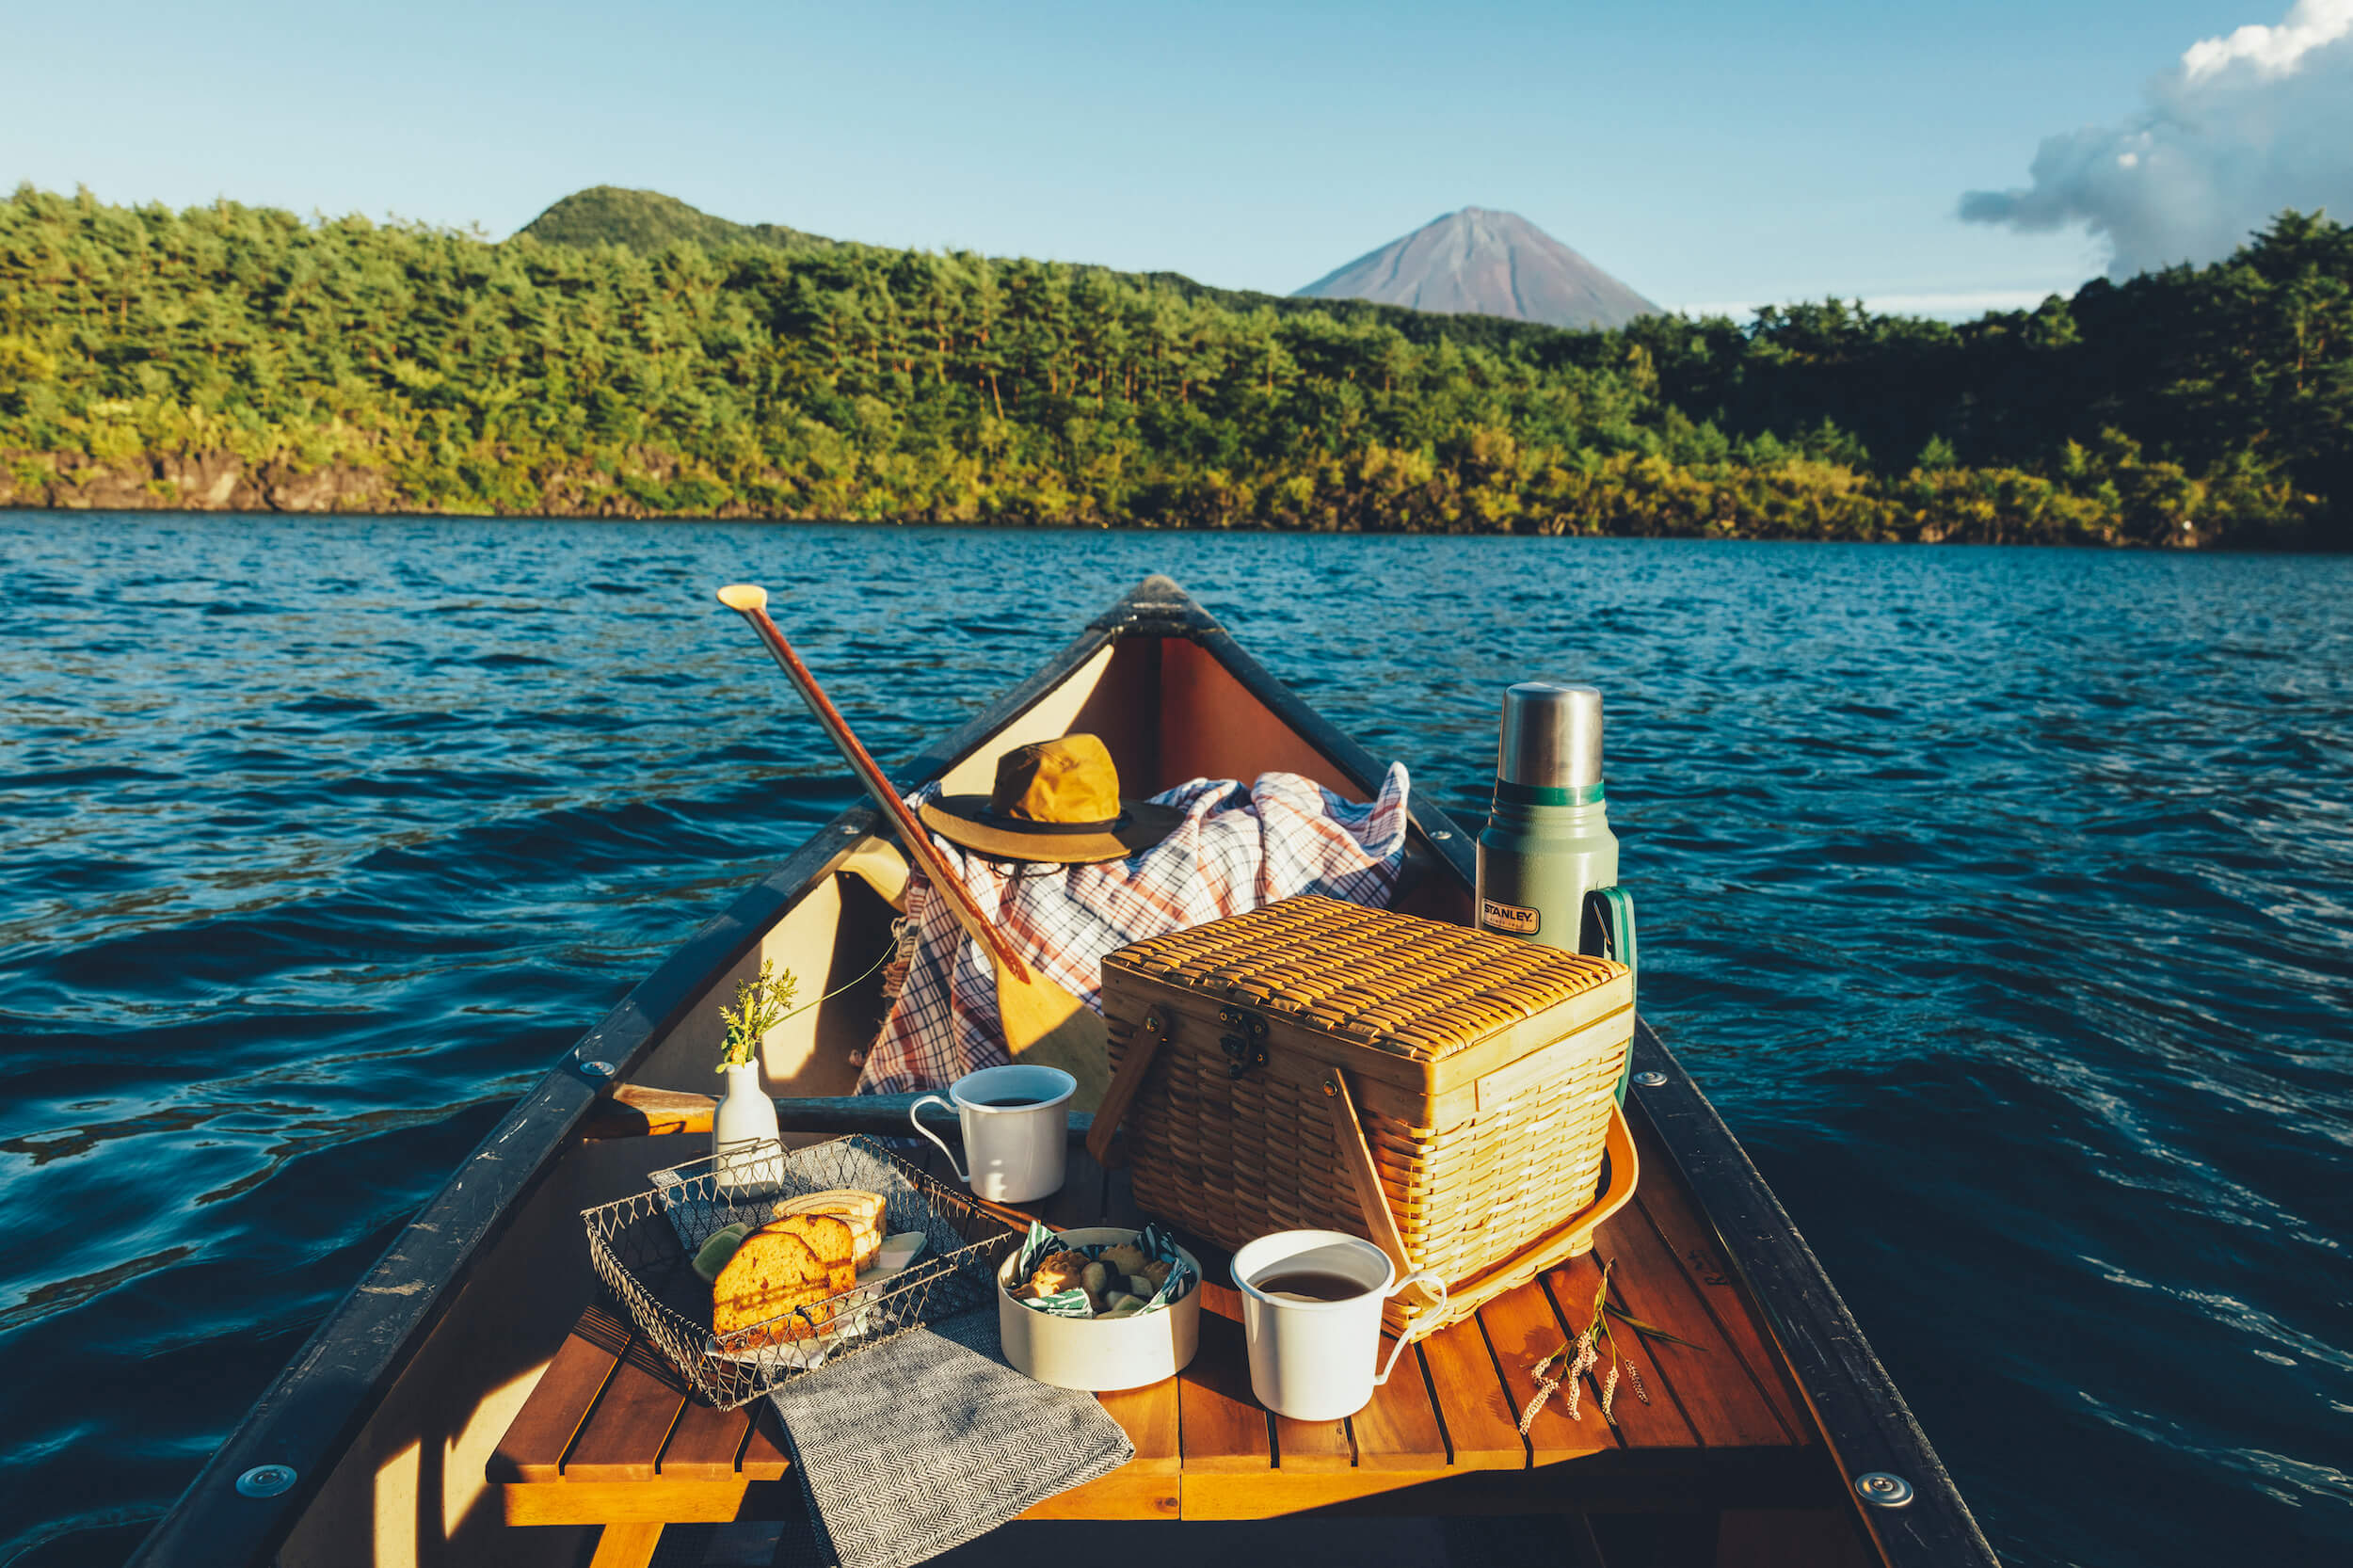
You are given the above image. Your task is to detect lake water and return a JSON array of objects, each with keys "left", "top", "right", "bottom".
[{"left": 1, "top": 514, "right": 2347, "bottom": 1567}]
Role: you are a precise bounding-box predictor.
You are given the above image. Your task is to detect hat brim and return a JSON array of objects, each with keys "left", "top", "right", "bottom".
[{"left": 916, "top": 795, "right": 1187, "bottom": 865}]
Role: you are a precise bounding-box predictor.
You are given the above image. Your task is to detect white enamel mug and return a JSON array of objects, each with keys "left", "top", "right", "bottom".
[
  {"left": 1231, "top": 1230, "right": 1447, "bottom": 1421},
  {"left": 908, "top": 1064, "right": 1074, "bottom": 1204}
]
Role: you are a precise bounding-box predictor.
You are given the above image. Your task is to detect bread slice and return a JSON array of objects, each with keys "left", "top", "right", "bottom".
[
  {"left": 774, "top": 1190, "right": 886, "bottom": 1269},
  {"left": 775, "top": 1188, "right": 885, "bottom": 1229},
  {"left": 713, "top": 1227, "right": 830, "bottom": 1346},
  {"left": 771, "top": 1212, "right": 857, "bottom": 1289},
  {"left": 712, "top": 1214, "right": 857, "bottom": 1345}
]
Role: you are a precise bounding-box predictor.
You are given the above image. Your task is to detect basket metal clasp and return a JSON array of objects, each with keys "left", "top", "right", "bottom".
[{"left": 1216, "top": 1005, "right": 1269, "bottom": 1079}]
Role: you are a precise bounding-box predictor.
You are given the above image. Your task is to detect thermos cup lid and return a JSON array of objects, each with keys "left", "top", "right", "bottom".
[{"left": 1497, "top": 681, "right": 1603, "bottom": 790}]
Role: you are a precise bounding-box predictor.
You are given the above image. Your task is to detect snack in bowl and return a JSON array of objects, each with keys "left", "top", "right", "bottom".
[
  {"left": 996, "top": 1224, "right": 1202, "bottom": 1391},
  {"left": 774, "top": 1189, "right": 887, "bottom": 1270},
  {"left": 712, "top": 1213, "right": 858, "bottom": 1346},
  {"left": 1030, "top": 1249, "right": 1091, "bottom": 1297},
  {"left": 1003, "top": 1223, "right": 1195, "bottom": 1320}
]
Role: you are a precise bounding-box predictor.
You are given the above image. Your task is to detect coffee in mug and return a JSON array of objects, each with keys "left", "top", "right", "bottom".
[
  {"left": 909, "top": 1064, "right": 1073, "bottom": 1204},
  {"left": 1230, "top": 1230, "right": 1448, "bottom": 1421},
  {"left": 1251, "top": 1271, "right": 1368, "bottom": 1304}
]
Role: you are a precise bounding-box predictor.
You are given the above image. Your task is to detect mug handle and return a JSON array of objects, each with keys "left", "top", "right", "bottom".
[
  {"left": 1373, "top": 1270, "right": 1447, "bottom": 1384},
  {"left": 908, "top": 1095, "right": 968, "bottom": 1182}
]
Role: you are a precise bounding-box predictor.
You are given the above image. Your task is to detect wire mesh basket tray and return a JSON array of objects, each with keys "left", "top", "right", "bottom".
[{"left": 583, "top": 1134, "right": 1019, "bottom": 1409}]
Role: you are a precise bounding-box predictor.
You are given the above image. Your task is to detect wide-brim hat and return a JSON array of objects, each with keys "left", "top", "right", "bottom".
[{"left": 918, "top": 733, "right": 1184, "bottom": 865}]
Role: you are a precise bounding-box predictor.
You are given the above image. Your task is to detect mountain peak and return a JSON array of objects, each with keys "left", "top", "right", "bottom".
[{"left": 1296, "top": 208, "right": 1657, "bottom": 330}]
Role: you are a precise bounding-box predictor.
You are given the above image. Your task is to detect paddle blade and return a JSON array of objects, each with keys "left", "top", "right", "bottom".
[
  {"left": 993, "top": 964, "right": 1112, "bottom": 1112},
  {"left": 715, "top": 583, "right": 769, "bottom": 612}
]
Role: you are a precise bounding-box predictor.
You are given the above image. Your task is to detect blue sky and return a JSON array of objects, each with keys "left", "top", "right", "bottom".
[{"left": 3, "top": 1, "right": 2339, "bottom": 317}]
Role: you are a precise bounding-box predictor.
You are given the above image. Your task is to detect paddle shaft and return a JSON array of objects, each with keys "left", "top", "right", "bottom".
[{"left": 722, "top": 596, "right": 1030, "bottom": 980}]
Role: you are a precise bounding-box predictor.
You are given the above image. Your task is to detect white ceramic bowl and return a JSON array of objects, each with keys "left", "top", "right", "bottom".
[{"left": 997, "top": 1225, "right": 1201, "bottom": 1391}]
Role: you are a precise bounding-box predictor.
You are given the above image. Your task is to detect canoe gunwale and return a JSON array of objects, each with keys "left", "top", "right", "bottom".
[{"left": 129, "top": 572, "right": 1993, "bottom": 1568}]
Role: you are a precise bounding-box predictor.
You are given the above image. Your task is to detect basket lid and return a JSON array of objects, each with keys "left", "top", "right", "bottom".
[{"left": 1102, "top": 894, "right": 1625, "bottom": 1064}]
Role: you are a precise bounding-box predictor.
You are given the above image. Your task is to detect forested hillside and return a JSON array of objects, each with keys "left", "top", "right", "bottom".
[
  {"left": 1, "top": 184, "right": 2345, "bottom": 545},
  {"left": 517, "top": 186, "right": 846, "bottom": 259}
]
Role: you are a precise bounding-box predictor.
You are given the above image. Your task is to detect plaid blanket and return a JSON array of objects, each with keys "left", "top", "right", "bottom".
[{"left": 856, "top": 765, "right": 1412, "bottom": 1095}]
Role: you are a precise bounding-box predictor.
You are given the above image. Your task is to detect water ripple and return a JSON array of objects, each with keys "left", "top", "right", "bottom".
[{"left": 2, "top": 516, "right": 2349, "bottom": 1567}]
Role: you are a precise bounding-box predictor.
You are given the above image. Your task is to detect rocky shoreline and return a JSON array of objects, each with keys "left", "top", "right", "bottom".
[
  {"left": 0, "top": 452, "right": 782, "bottom": 521},
  {"left": 5, "top": 448, "right": 2242, "bottom": 547},
  {"left": 3, "top": 452, "right": 392, "bottom": 516}
]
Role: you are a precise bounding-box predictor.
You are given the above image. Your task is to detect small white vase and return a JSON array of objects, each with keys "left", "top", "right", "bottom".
[{"left": 712, "top": 1061, "right": 781, "bottom": 1182}]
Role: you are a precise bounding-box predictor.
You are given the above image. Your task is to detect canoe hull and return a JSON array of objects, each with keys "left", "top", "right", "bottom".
[{"left": 132, "top": 575, "right": 1995, "bottom": 1568}]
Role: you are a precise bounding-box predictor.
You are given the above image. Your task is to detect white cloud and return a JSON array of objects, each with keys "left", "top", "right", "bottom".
[
  {"left": 1961, "top": 0, "right": 2353, "bottom": 277},
  {"left": 2181, "top": 0, "right": 2353, "bottom": 79}
]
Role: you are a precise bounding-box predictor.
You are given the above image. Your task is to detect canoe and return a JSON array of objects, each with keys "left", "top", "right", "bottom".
[{"left": 128, "top": 575, "right": 1997, "bottom": 1568}]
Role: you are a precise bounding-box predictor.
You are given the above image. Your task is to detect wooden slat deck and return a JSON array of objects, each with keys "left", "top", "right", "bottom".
[{"left": 493, "top": 1106, "right": 1849, "bottom": 1562}]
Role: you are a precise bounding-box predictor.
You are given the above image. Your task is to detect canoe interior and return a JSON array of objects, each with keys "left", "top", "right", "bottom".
[
  {"left": 248, "top": 621, "right": 1887, "bottom": 1568},
  {"left": 267, "top": 631, "right": 1479, "bottom": 1568}
]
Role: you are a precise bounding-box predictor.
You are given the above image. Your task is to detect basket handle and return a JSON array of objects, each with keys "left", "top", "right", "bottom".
[
  {"left": 1321, "top": 1067, "right": 1442, "bottom": 1311},
  {"left": 1433, "top": 1100, "right": 1641, "bottom": 1310},
  {"left": 1083, "top": 1007, "right": 1171, "bottom": 1168}
]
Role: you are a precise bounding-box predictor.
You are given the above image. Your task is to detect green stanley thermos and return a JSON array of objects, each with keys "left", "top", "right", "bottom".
[{"left": 1476, "top": 681, "right": 1640, "bottom": 1097}]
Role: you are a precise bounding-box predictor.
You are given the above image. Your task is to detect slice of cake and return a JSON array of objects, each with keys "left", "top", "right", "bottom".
[
  {"left": 712, "top": 1213, "right": 857, "bottom": 1345},
  {"left": 774, "top": 1189, "right": 887, "bottom": 1270}
]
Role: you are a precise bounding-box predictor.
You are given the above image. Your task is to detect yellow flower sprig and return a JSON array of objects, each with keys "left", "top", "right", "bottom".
[{"left": 716, "top": 959, "right": 799, "bottom": 1071}]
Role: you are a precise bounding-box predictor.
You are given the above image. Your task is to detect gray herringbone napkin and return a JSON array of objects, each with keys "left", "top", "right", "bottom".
[{"left": 767, "top": 1306, "right": 1133, "bottom": 1568}]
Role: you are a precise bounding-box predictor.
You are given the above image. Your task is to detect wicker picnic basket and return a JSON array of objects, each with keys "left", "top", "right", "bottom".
[{"left": 1087, "top": 894, "right": 1640, "bottom": 1339}]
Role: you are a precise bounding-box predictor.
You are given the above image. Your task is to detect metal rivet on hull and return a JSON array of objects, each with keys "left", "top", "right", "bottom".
[
  {"left": 235, "top": 1464, "right": 296, "bottom": 1498},
  {"left": 578, "top": 1059, "right": 616, "bottom": 1080},
  {"left": 1855, "top": 1472, "right": 1914, "bottom": 1508},
  {"left": 1632, "top": 1070, "right": 1667, "bottom": 1088}
]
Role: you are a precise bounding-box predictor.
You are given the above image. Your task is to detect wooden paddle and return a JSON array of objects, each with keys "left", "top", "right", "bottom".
[{"left": 715, "top": 584, "right": 1112, "bottom": 1108}]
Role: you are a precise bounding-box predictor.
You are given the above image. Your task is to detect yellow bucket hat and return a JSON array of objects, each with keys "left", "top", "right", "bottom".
[{"left": 917, "top": 734, "right": 1184, "bottom": 865}]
